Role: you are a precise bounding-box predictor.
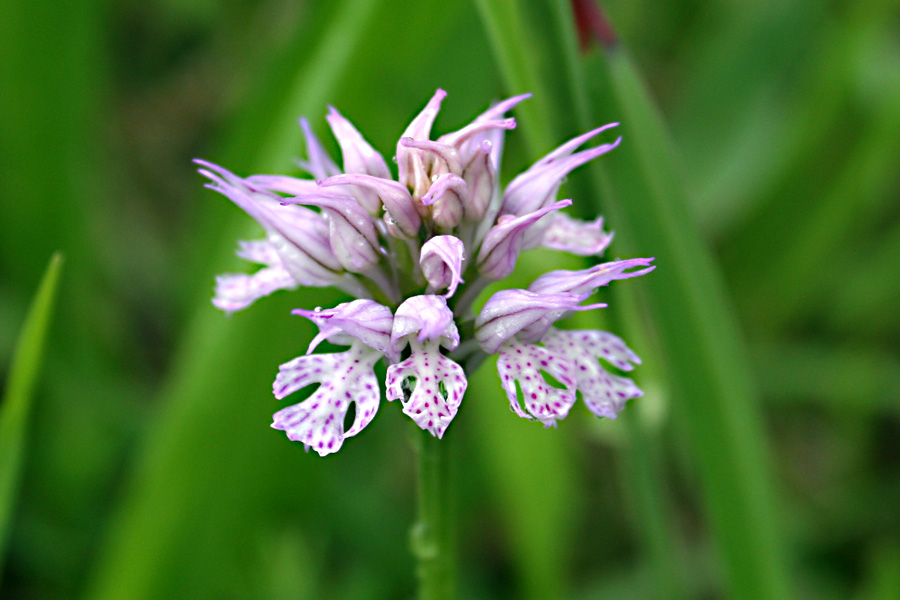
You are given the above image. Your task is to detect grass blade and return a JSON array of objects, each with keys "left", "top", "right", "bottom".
[{"left": 0, "top": 253, "right": 64, "bottom": 573}]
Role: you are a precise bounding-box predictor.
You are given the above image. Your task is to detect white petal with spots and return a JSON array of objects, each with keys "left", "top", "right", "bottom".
[
  {"left": 496, "top": 339, "right": 576, "bottom": 427},
  {"left": 542, "top": 328, "right": 643, "bottom": 419},
  {"left": 385, "top": 341, "right": 467, "bottom": 438},
  {"left": 272, "top": 343, "right": 381, "bottom": 456}
]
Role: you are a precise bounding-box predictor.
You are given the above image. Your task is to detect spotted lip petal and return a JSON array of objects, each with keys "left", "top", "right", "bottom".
[
  {"left": 391, "top": 295, "right": 459, "bottom": 354},
  {"left": 497, "top": 338, "right": 576, "bottom": 426},
  {"left": 386, "top": 347, "right": 467, "bottom": 438},
  {"left": 501, "top": 124, "right": 621, "bottom": 217},
  {"left": 528, "top": 258, "right": 656, "bottom": 295},
  {"left": 292, "top": 298, "right": 397, "bottom": 361},
  {"left": 420, "top": 236, "right": 466, "bottom": 298},
  {"left": 542, "top": 328, "right": 643, "bottom": 419},
  {"left": 475, "top": 289, "right": 606, "bottom": 354},
  {"left": 476, "top": 199, "right": 572, "bottom": 280},
  {"left": 272, "top": 343, "right": 382, "bottom": 457}
]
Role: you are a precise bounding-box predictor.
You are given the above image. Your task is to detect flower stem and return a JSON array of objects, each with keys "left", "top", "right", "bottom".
[{"left": 411, "top": 428, "right": 456, "bottom": 600}]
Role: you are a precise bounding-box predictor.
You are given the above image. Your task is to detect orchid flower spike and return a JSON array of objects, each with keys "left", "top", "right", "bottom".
[{"left": 198, "top": 90, "right": 654, "bottom": 455}]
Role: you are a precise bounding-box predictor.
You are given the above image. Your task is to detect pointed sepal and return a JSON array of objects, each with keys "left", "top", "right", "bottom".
[{"left": 528, "top": 258, "right": 656, "bottom": 295}]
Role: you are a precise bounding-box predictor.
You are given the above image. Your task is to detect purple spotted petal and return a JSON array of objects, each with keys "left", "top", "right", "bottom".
[
  {"left": 540, "top": 213, "right": 614, "bottom": 256},
  {"left": 528, "top": 258, "right": 656, "bottom": 295},
  {"left": 398, "top": 89, "right": 447, "bottom": 197},
  {"left": 297, "top": 118, "right": 341, "bottom": 180},
  {"left": 386, "top": 346, "right": 467, "bottom": 438},
  {"left": 391, "top": 295, "right": 459, "bottom": 353},
  {"left": 286, "top": 193, "right": 381, "bottom": 273},
  {"left": 496, "top": 338, "right": 576, "bottom": 426},
  {"left": 319, "top": 174, "right": 421, "bottom": 238},
  {"left": 213, "top": 267, "right": 298, "bottom": 313},
  {"left": 542, "top": 328, "right": 643, "bottom": 419},
  {"left": 420, "top": 236, "right": 466, "bottom": 298},
  {"left": 325, "top": 106, "right": 391, "bottom": 180},
  {"left": 475, "top": 289, "right": 605, "bottom": 354},
  {"left": 476, "top": 199, "right": 572, "bottom": 280},
  {"left": 272, "top": 343, "right": 381, "bottom": 456},
  {"left": 501, "top": 124, "right": 621, "bottom": 217},
  {"left": 292, "top": 299, "right": 396, "bottom": 360},
  {"left": 421, "top": 174, "right": 466, "bottom": 231}
]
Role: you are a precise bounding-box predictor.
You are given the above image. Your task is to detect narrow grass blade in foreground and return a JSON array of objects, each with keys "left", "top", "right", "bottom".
[{"left": 0, "top": 253, "right": 64, "bottom": 573}]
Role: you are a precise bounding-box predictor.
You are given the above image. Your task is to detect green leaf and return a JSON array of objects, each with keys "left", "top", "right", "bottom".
[{"left": 0, "top": 253, "right": 64, "bottom": 573}]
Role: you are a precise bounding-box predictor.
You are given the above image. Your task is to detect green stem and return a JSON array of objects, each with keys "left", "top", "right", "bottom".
[{"left": 412, "top": 429, "right": 456, "bottom": 600}]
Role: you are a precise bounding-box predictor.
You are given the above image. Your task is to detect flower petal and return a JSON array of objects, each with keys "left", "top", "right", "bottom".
[
  {"left": 319, "top": 174, "right": 421, "bottom": 238},
  {"left": 528, "top": 258, "right": 656, "bottom": 295},
  {"left": 272, "top": 343, "right": 382, "bottom": 456},
  {"left": 542, "top": 329, "right": 643, "bottom": 419},
  {"left": 196, "top": 161, "right": 343, "bottom": 278},
  {"left": 325, "top": 106, "right": 391, "bottom": 179},
  {"left": 235, "top": 239, "right": 281, "bottom": 266},
  {"left": 496, "top": 338, "right": 576, "bottom": 426},
  {"left": 540, "top": 213, "right": 613, "bottom": 256},
  {"left": 212, "top": 266, "right": 298, "bottom": 313},
  {"left": 476, "top": 199, "right": 571, "bottom": 279},
  {"left": 420, "top": 235, "right": 466, "bottom": 298},
  {"left": 244, "top": 174, "right": 320, "bottom": 197},
  {"left": 475, "top": 289, "right": 605, "bottom": 354},
  {"left": 391, "top": 295, "right": 459, "bottom": 353},
  {"left": 438, "top": 93, "right": 529, "bottom": 165},
  {"left": 286, "top": 193, "right": 381, "bottom": 273},
  {"left": 292, "top": 299, "right": 397, "bottom": 360},
  {"left": 397, "top": 89, "right": 447, "bottom": 197},
  {"left": 459, "top": 139, "right": 496, "bottom": 223},
  {"left": 386, "top": 344, "right": 467, "bottom": 438},
  {"left": 501, "top": 124, "right": 620, "bottom": 217},
  {"left": 421, "top": 174, "right": 466, "bottom": 231},
  {"left": 297, "top": 117, "right": 341, "bottom": 180}
]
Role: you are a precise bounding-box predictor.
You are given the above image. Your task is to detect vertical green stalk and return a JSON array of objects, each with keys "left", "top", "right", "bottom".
[{"left": 411, "top": 430, "right": 456, "bottom": 600}]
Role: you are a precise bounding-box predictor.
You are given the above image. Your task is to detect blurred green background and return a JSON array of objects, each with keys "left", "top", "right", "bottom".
[{"left": 2, "top": 0, "right": 899, "bottom": 598}]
